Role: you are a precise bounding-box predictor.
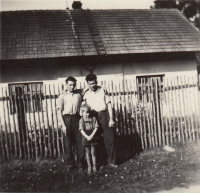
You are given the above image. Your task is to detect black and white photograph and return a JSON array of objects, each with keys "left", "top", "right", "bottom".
[{"left": 0, "top": 0, "right": 200, "bottom": 192}]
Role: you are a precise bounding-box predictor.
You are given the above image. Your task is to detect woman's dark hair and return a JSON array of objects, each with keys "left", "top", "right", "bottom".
[
  {"left": 65, "top": 76, "right": 77, "bottom": 84},
  {"left": 85, "top": 74, "right": 97, "bottom": 82}
]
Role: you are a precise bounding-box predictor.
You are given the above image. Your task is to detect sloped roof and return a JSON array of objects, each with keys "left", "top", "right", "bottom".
[{"left": 1, "top": 9, "right": 200, "bottom": 60}]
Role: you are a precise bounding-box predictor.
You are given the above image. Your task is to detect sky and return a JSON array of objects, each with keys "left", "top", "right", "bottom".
[{"left": 0, "top": 0, "right": 155, "bottom": 11}]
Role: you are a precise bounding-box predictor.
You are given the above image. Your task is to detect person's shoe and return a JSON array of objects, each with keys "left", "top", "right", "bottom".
[
  {"left": 109, "top": 164, "right": 118, "bottom": 168},
  {"left": 93, "top": 166, "right": 98, "bottom": 174},
  {"left": 87, "top": 167, "right": 92, "bottom": 175}
]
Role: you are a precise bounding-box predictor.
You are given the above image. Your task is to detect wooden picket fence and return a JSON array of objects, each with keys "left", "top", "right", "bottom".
[{"left": 0, "top": 75, "right": 200, "bottom": 162}]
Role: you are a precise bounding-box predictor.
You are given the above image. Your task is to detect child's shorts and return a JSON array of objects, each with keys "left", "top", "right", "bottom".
[{"left": 82, "top": 130, "right": 98, "bottom": 147}]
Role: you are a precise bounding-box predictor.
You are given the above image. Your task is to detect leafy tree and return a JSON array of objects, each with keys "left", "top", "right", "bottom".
[{"left": 151, "top": 0, "right": 200, "bottom": 21}]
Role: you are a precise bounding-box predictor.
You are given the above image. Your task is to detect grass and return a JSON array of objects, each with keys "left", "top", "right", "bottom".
[{"left": 0, "top": 141, "right": 200, "bottom": 192}]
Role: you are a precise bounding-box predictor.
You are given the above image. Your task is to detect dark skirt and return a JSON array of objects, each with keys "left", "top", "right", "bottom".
[{"left": 82, "top": 130, "right": 98, "bottom": 147}]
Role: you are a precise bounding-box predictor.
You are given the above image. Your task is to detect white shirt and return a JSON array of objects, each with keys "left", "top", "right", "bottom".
[{"left": 83, "top": 86, "right": 110, "bottom": 112}]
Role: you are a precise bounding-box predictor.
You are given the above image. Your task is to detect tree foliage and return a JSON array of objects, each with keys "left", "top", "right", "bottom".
[{"left": 152, "top": 0, "right": 200, "bottom": 20}]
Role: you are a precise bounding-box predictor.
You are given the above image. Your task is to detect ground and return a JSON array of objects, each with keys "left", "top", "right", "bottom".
[{"left": 0, "top": 141, "right": 200, "bottom": 193}]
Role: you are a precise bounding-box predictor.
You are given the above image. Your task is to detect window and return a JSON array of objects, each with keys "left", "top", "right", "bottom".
[
  {"left": 9, "top": 82, "right": 43, "bottom": 114},
  {"left": 136, "top": 75, "right": 164, "bottom": 102}
]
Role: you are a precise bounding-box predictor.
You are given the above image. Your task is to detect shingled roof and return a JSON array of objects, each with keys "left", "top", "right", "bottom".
[{"left": 1, "top": 9, "right": 200, "bottom": 60}]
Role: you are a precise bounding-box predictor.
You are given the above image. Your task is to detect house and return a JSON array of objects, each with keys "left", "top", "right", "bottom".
[{"left": 0, "top": 6, "right": 200, "bottom": 159}]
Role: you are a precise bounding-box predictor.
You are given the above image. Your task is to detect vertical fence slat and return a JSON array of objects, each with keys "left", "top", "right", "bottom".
[
  {"left": 170, "top": 78, "right": 177, "bottom": 142},
  {"left": 13, "top": 88, "right": 22, "bottom": 158},
  {"left": 183, "top": 76, "right": 192, "bottom": 141},
  {"left": 142, "top": 78, "right": 147, "bottom": 148},
  {"left": 158, "top": 78, "right": 165, "bottom": 146},
  {"left": 17, "top": 86, "right": 27, "bottom": 159},
  {"left": 30, "top": 84, "right": 38, "bottom": 160},
  {"left": 186, "top": 77, "right": 195, "bottom": 141},
  {"left": 0, "top": 117, "right": 5, "bottom": 161},
  {"left": 44, "top": 84, "right": 52, "bottom": 157},
  {"left": 35, "top": 85, "right": 42, "bottom": 157},
  {"left": 5, "top": 89, "right": 13, "bottom": 159},
  {"left": 177, "top": 77, "right": 184, "bottom": 143},
  {"left": 39, "top": 84, "right": 47, "bottom": 157},
  {"left": 147, "top": 78, "right": 154, "bottom": 147},
  {"left": 191, "top": 76, "right": 200, "bottom": 142},
  {"left": 49, "top": 85, "right": 56, "bottom": 157},
  {"left": 162, "top": 78, "right": 169, "bottom": 145},
  {"left": 180, "top": 77, "right": 188, "bottom": 141},
  {"left": 2, "top": 87, "right": 10, "bottom": 160},
  {"left": 58, "top": 83, "right": 65, "bottom": 156},
  {"left": 9, "top": 88, "right": 18, "bottom": 158},
  {"left": 130, "top": 79, "right": 140, "bottom": 151},
  {"left": 21, "top": 86, "right": 31, "bottom": 160},
  {"left": 136, "top": 78, "right": 144, "bottom": 150},
  {"left": 53, "top": 84, "right": 60, "bottom": 157},
  {"left": 27, "top": 87, "right": 34, "bottom": 159},
  {"left": 155, "top": 78, "right": 161, "bottom": 146},
  {"left": 173, "top": 77, "right": 181, "bottom": 142},
  {"left": 166, "top": 78, "right": 173, "bottom": 144},
  {"left": 150, "top": 78, "right": 158, "bottom": 147}
]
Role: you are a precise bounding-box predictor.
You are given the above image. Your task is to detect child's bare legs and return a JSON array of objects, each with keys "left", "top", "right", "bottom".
[
  {"left": 91, "top": 146, "right": 97, "bottom": 173},
  {"left": 86, "top": 146, "right": 97, "bottom": 174},
  {"left": 85, "top": 147, "right": 92, "bottom": 174}
]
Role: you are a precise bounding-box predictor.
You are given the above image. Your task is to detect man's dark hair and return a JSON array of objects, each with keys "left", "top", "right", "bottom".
[
  {"left": 65, "top": 76, "right": 77, "bottom": 84},
  {"left": 85, "top": 74, "right": 97, "bottom": 82}
]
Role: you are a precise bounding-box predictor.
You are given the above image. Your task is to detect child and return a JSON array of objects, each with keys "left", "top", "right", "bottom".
[{"left": 79, "top": 104, "right": 99, "bottom": 174}]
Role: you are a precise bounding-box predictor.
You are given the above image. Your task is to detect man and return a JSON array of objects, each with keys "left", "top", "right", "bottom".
[
  {"left": 57, "top": 76, "right": 83, "bottom": 171},
  {"left": 83, "top": 74, "right": 118, "bottom": 168}
]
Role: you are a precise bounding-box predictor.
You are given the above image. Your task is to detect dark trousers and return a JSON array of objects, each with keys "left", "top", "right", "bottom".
[
  {"left": 97, "top": 111, "right": 117, "bottom": 165},
  {"left": 63, "top": 114, "right": 84, "bottom": 168}
]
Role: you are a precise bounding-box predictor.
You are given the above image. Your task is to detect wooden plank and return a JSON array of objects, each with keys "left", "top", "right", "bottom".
[
  {"left": 186, "top": 76, "right": 195, "bottom": 141},
  {"left": 0, "top": 117, "right": 5, "bottom": 161},
  {"left": 9, "top": 89, "right": 18, "bottom": 158},
  {"left": 44, "top": 84, "right": 52, "bottom": 157},
  {"left": 136, "top": 78, "right": 144, "bottom": 150},
  {"left": 17, "top": 86, "right": 27, "bottom": 159},
  {"left": 53, "top": 84, "right": 60, "bottom": 157},
  {"left": 183, "top": 76, "right": 192, "bottom": 141},
  {"left": 166, "top": 78, "right": 173, "bottom": 144},
  {"left": 191, "top": 76, "right": 200, "bottom": 142},
  {"left": 142, "top": 78, "right": 147, "bottom": 149},
  {"left": 5, "top": 88, "right": 13, "bottom": 159},
  {"left": 173, "top": 77, "right": 181, "bottom": 142},
  {"left": 35, "top": 85, "right": 43, "bottom": 156},
  {"left": 26, "top": 89, "right": 34, "bottom": 159},
  {"left": 154, "top": 78, "right": 161, "bottom": 146},
  {"left": 39, "top": 84, "right": 47, "bottom": 157},
  {"left": 13, "top": 87, "right": 22, "bottom": 158},
  {"left": 30, "top": 84, "right": 38, "bottom": 160},
  {"left": 2, "top": 87, "right": 10, "bottom": 160},
  {"left": 58, "top": 83, "right": 65, "bottom": 156},
  {"left": 158, "top": 78, "right": 165, "bottom": 146},
  {"left": 22, "top": 86, "right": 30, "bottom": 160},
  {"left": 170, "top": 78, "right": 176, "bottom": 143},
  {"left": 49, "top": 84, "right": 56, "bottom": 157},
  {"left": 150, "top": 78, "right": 158, "bottom": 147},
  {"left": 177, "top": 77, "right": 184, "bottom": 143},
  {"left": 147, "top": 78, "right": 154, "bottom": 147},
  {"left": 180, "top": 77, "right": 188, "bottom": 141}
]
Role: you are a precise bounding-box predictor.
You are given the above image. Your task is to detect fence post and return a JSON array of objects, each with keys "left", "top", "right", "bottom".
[
  {"left": 9, "top": 88, "right": 18, "bottom": 158},
  {"left": 44, "top": 84, "right": 52, "bottom": 157},
  {"left": 2, "top": 87, "right": 10, "bottom": 160},
  {"left": 53, "top": 84, "right": 60, "bottom": 157},
  {"left": 30, "top": 84, "right": 38, "bottom": 160}
]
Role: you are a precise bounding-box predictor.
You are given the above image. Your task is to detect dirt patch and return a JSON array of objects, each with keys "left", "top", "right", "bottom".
[{"left": 1, "top": 141, "right": 200, "bottom": 192}]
